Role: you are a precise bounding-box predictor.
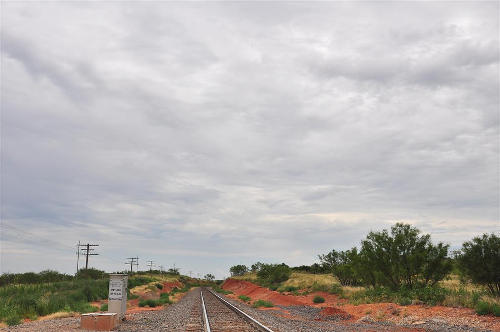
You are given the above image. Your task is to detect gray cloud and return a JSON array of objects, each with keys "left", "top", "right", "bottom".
[{"left": 1, "top": 2, "right": 498, "bottom": 278}]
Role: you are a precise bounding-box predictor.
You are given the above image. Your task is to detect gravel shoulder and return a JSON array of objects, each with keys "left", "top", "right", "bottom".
[{"left": 1, "top": 288, "right": 497, "bottom": 332}]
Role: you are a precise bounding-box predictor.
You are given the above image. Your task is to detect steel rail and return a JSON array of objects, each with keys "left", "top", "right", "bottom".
[
  {"left": 200, "top": 289, "right": 211, "bottom": 332},
  {"left": 206, "top": 288, "right": 275, "bottom": 332}
]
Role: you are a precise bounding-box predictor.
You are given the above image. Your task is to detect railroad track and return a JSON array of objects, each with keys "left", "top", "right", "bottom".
[{"left": 185, "top": 287, "right": 275, "bottom": 332}]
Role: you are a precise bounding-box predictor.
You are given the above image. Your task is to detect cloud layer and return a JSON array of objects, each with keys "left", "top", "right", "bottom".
[{"left": 1, "top": 2, "right": 498, "bottom": 278}]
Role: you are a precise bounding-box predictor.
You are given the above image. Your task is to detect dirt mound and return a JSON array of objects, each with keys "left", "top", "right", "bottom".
[
  {"left": 162, "top": 281, "right": 183, "bottom": 293},
  {"left": 319, "top": 307, "right": 352, "bottom": 321},
  {"left": 222, "top": 279, "right": 303, "bottom": 306}
]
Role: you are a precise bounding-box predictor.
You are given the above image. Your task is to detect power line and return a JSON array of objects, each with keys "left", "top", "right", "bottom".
[
  {"left": 125, "top": 257, "right": 139, "bottom": 273},
  {"left": 79, "top": 243, "right": 99, "bottom": 270},
  {"left": 147, "top": 260, "right": 154, "bottom": 271}
]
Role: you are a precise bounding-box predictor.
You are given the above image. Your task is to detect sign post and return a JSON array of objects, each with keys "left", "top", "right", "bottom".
[{"left": 108, "top": 274, "right": 128, "bottom": 321}]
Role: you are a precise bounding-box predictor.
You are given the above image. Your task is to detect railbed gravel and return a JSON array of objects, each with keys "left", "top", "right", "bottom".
[{"left": 0, "top": 288, "right": 495, "bottom": 332}]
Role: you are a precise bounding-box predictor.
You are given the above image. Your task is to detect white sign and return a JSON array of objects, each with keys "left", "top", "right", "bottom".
[{"left": 109, "top": 280, "right": 124, "bottom": 301}]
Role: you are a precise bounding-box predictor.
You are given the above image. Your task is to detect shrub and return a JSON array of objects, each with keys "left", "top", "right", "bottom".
[
  {"left": 238, "top": 295, "right": 251, "bottom": 302},
  {"left": 313, "top": 296, "right": 325, "bottom": 303},
  {"left": 456, "top": 233, "right": 500, "bottom": 297},
  {"left": 128, "top": 276, "right": 155, "bottom": 289},
  {"left": 476, "top": 301, "right": 492, "bottom": 315},
  {"left": 360, "top": 223, "right": 452, "bottom": 289},
  {"left": 318, "top": 248, "right": 362, "bottom": 286},
  {"left": 155, "top": 283, "right": 163, "bottom": 290},
  {"left": 475, "top": 302, "right": 500, "bottom": 316},
  {"left": 159, "top": 293, "right": 171, "bottom": 305},
  {"left": 252, "top": 300, "right": 273, "bottom": 308},
  {"left": 75, "top": 269, "right": 107, "bottom": 280},
  {"left": 229, "top": 265, "right": 248, "bottom": 276},
  {"left": 257, "top": 263, "right": 291, "bottom": 284},
  {"left": 100, "top": 303, "right": 108, "bottom": 311},
  {"left": 138, "top": 300, "right": 147, "bottom": 307},
  {"left": 5, "top": 314, "right": 21, "bottom": 326}
]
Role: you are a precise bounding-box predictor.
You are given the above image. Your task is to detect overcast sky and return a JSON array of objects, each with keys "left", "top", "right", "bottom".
[{"left": 1, "top": 2, "right": 498, "bottom": 279}]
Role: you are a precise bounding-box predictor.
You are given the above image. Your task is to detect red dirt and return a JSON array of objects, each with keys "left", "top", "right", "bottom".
[
  {"left": 319, "top": 306, "right": 352, "bottom": 320},
  {"left": 222, "top": 279, "right": 500, "bottom": 331},
  {"left": 161, "top": 281, "right": 183, "bottom": 293}
]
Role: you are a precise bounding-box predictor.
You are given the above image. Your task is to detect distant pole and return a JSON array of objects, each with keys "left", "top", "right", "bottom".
[
  {"left": 147, "top": 260, "right": 154, "bottom": 271},
  {"left": 76, "top": 240, "right": 80, "bottom": 273},
  {"left": 125, "top": 257, "right": 139, "bottom": 273},
  {"left": 79, "top": 243, "right": 99, "bottom": 269}
]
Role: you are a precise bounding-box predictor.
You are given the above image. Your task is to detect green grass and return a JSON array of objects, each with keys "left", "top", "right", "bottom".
[
  {"left": 238, "top": 295, "right": 251, "bottom": 302},
  {"left": 100, "top": 303, "right": 108, "bottom": 311},
  {"left": 475, "top": 301, "right": 500, "bottom": 316},
  {"left": 0, "top": 275, "right": 154, "bottom": 325},
  {"left": 313, "top": 296, "right": 325, "bottom": 303},
  {"left": 159, "top": 293, "right": 171, "bottom": 305},
  {"left": 252, "top": 300, "right": 274, "bottom": 308},
  {"left": 213, "top": 286, "right": 233, "bottom": 295}
]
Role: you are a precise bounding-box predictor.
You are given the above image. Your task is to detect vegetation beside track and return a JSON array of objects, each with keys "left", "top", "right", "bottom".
[
  {"left": 0, "top": 269, "right": 213, "bottom": 326},
  {"left": 229, "top": 223, "right": 500, "bottom": 317}
]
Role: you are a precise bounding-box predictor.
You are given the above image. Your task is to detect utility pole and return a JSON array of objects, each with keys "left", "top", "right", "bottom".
[
  {"left": 147, "top": 260, "right": 154, "bottom": 271},
  {"left": 189, "top": 271, "right": 192, "bottom": 278},
  {"left": 76, "top": 240, "right": 80, "bottom": 273},
  {"left": 125, "top": 257, "right": 139, "bottom": 273},
  {"left": 79, "top": 243, "right": 99, "bottom": 269}
]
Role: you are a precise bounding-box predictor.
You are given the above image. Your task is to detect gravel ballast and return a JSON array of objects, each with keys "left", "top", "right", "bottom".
[{"left": 0, "top": 288, "right": 496, "bottom": 332}]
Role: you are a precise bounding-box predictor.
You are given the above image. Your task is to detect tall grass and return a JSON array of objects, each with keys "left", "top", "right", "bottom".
[{"left": 0, "top": 275, "right": 155, "bottom": 325}]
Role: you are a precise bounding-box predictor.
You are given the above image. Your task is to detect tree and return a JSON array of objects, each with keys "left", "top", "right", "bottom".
[
  {"left": 319, "top": 248, "right": 362, "bottom": 286},
  {"left": 204, "top": 273, "right": 215, "bottom": 281},
  {"left": 360, "top": 223, "right": 451, "bottom": 289},
  {"left": 256, "top": 263, "right": 291, "bottom": 284},
  {"left": 251, "top": 262, "right": 264, "bottom": 273},
  {"left": 229, "top": 264, "right": 248, "bottom": 276},
  {"left": 456, "top": 233, "right": 500, "bottom": 296}
]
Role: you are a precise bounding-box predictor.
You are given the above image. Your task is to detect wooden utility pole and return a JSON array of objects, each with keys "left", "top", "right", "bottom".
[
  {"left": 76, "top": 240, "right": 80, "bottom": 273},
  {"left": 147, "top": 260, "right": 154, "bottom": 271},
  {"left": 125, "top": 257, "right": 139, "bottom": 273},
  {"left": 79, "top": 243, "right": 99, "bottom": 269}
]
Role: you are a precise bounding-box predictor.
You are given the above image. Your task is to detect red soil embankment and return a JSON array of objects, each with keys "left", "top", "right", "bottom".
[
  {"left": 222, "top": 279, "right": 303, "bottom": 306},
  {"left": 221, "top": 279, "right": 500, "bottom": 331}
]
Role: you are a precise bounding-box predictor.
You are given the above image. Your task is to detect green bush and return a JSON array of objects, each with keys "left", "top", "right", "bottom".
[
  {"left": 257, "top": 263, "right": 291, "bottom": 285},
  {"left": 5, "top": 313, "right": 21, "bottom": 326},
  {"left": 138, "top": 300, "right": 147, "bottom": 307},
  {"left": 128, "top": 276, "right": 155, "bottom": 289},
  {"left": 155, "top": 283, "right": 163, "bottom": 290},
  {"left": 252, "top": 300, "right": 274, "bottom": 308},
  {"left": 313, "top": 296, "right": 325, "bottom": 303},
  {"left": 475, "top": 302, "right": 500, "bottom": 316},
  {"left": 238, "top": 295, "right": 251, "bottom": 302},
  {"left": 100, "top": 303, "right": 108, "bottom": 311},
  {"left": 457, "top": 234, "right": 500, "bottom": 297},
  {"left": 319, "top": 223, "right": 453, "bottom": 289},
  {"left": 75, "top": 268, "right": 107, "bottom": 280},
  {"left": 493, "top": 304, "right": 500, "bottom": 317},
  {"left": 159, "top": 293, "right": 171, "bottom": 305},
  {"left": 229, "top": 265, "right": 248, "bottom": 276},
  {"left": 476, "top": 301, "right": 492, "bottom": 315}
]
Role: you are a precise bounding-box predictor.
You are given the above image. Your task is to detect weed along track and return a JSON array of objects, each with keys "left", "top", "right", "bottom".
[{"left": 188, "top": 287, "right": 275, "bottom": 332}]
